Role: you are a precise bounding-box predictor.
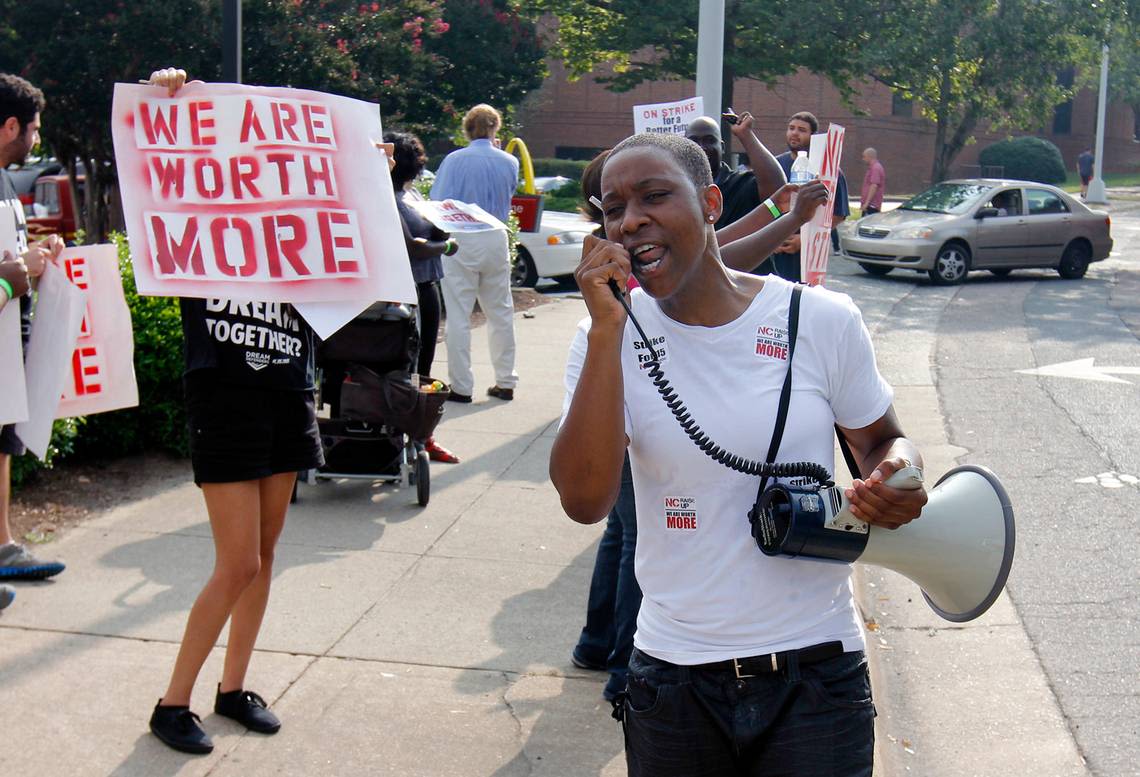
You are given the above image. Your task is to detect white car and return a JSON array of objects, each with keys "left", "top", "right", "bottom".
[{"left": 513, "top": 210, "right": 595, "bottom": 287}]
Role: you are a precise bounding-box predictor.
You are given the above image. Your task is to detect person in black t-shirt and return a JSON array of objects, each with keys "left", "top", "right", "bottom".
[
  {"left": 685, "top": 114, "right": 785, "bottom": 231},
  {"left": 0, "top": 72, "right": 66, "bottom": 583},
  {"left": 144, "top": 67, "right": 323, "bottom": 756}
]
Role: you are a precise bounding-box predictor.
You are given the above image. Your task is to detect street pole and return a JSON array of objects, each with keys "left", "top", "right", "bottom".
[
  {"left": 222, "top": 0, "right": 242, "bottom": 84},
  {"left": 695, "top": 0, "right": 724, "bottom": 122},
  {"left": 1086, "top": 42, "right": 1109, "bottom": 204}
]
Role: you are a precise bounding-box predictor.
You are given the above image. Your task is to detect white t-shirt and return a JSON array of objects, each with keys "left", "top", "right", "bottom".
[{"left": 561, "top": 276, "right": 893, "bottom": 664}]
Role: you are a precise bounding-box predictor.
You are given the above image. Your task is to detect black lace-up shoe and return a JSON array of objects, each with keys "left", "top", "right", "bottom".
[
  {"left": 149, "top": 701, "right": 214, "bottom": 754},
  {"left": 214, "top": 686, "right": 281, "bottom": 734}
]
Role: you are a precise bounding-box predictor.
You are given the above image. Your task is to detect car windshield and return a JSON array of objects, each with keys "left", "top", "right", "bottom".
[{"left": 899, "top": 183, "right": 991, "bottom": 214}]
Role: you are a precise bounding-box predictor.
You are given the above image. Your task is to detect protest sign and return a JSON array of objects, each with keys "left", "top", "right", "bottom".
[
  {"left": 632, "top": 97, "right": 704, "bottom": 136},
  {"left": 0, "top": 304, "right": 28, "bottom": 426},
  {"left": 54, "top": 245, "right": 139, "bottom": 418},
  {"left": 15, "top": 261, "right": 86, "bottom": 459},
  {"left": 111, "top": 82, "right": 416, "bottom": 305},
  {"left": 407, "top": 199, "right": 506, "bottom": 233},
  {"left": 800, "top": 124, "right": 846, "bottom": 286}
]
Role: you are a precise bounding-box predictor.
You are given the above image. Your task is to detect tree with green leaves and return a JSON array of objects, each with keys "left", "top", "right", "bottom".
[
  {"left": 527, "top": 0, "right": 874, "bottom": 144},
  {"left": 862, "top": 0, "right": 1106, "bottom": 183},
  {"left": 0, "top": 0, "right": 546, "bottom": 241}
]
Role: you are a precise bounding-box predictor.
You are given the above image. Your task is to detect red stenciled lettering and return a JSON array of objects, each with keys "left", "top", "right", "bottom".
[
  {"left": 150, "top": 156, "right": 185, "bottom": 198},
  {"left": 193, "top": 157, "right": 225, "bottom": 199},
  {"left": 229, "top": 156, "right": 262, "bottom": 199},
  {"left": 265, "top": 153, "right": 295, "bottom": 196},
  {"left": 71, "top": 346, "right": 103, "bottom": 395},
  {"left": 261, "top": 214, "right": 311, "bottom": 278},
  {"left": 302, "top": 154, "right": 335, "bottom": 197},
  {"left": 138, "top": 102, "right": 177, "bottom": 145},
  {"left": 150, "top": 215, "right": 205, "bottom": 276},
  {"left": 272, "top": 101, "right": 302, "bottom": 142},
  {"left": 239, "top": 99, "right": 268, "bottom": 142},
  {"left": 316, "top": 210, "right": 359, "bottom": 273},
  {"left": 301, "top": 103, "right": 334, "bottom": 145},
  {"left": 209, "top": 217, "right": 258, "bottom": 277},
  {"left": 188, "top": 100, "right": 217, "bottom": 146}
]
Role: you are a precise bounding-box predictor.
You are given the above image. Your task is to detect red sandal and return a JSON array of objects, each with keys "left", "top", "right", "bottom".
[{"left": 425, "top": 437, "right": 460, "bottom": 464}]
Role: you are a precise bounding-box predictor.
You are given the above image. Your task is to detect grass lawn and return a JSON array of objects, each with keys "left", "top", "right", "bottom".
[{"left": 1060, "top": 170, "right": 1140, "bottom": 193}]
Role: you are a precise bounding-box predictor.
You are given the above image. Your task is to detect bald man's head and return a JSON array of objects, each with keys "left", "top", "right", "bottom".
[
  {"left": 685, "top": 116, "right": 723, "bottom": 176},
  {"left": 862, "top": 147, "right": 878, "bottom": 164}
]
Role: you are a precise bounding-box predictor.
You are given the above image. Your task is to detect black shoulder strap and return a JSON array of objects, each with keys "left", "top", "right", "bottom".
[
  {"left": 755, "top": 284, "right": 802, "bottom": 498},
  {"left": 835, "top": 427, "right": 863, "bottom": 480}
]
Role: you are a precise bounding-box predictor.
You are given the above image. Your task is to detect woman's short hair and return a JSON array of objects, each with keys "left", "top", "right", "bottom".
[
  {"left": 606, "top": 133, "right": 714, "bottom": 191},
  {"left": 580, "top": 149, "right": 611, "bottom": 226},
  {"left": 463, "top": 104, "right": 502, "bottom": 141},
  {"left": 384, "top": 131, "right": 427, "bottom": 189}
]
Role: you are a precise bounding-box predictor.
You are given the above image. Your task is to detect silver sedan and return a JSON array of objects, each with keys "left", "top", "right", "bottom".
[{"left": 841, "top": 179, "right": 1113, "bottom": 284}]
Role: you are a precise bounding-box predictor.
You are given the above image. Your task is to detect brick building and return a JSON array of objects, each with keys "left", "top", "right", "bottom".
[{"left": 515, "top": 60, "right": 1140, "bottom": 198}]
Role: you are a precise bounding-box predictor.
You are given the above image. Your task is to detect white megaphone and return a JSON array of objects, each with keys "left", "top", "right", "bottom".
[{"left": 753, "top": 465, "right": 1015, "bottom": 622}]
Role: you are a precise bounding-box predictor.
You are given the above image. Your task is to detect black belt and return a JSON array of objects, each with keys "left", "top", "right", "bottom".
[{"left": 693, "top": 641, "right": 844, "bottom": 679}]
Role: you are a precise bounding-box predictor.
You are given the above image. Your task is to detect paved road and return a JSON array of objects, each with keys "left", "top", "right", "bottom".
[{"left": 823, "top": 202, "right": 1140, "bottom": 777}]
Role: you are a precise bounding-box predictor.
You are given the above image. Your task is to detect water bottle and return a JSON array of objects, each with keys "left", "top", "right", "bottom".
[{"left": 789, "top": 150, "right": 811, "bottom": 209}]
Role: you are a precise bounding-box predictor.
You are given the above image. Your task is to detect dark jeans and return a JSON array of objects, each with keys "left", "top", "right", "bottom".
[
  {"left": 574, "top": 456, "right": 641, "bottom": 698},
  {"left": 415, "top": 280, "right": 441, "bottom": 378},
  {"left": 622, "top": 647, "right": 875, "bottom": 777}
]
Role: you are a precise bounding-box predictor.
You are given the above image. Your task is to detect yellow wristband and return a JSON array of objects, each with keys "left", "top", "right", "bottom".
[{"left": 763, "top": 198, "right": 781, "bottom": 219}]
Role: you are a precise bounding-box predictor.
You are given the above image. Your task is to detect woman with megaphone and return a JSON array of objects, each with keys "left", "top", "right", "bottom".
[{"left": 550, "top": 131, "right": 927, "bottom": 776}]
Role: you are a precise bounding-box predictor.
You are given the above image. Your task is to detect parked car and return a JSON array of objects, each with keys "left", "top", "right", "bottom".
[
  {"left": 531, "top": 175, "right": 573, "bottom": 193},
  {"left": 512, "top": 210, "right": 594, "bottom": 287},
  {"left": 841, "top": 179, "right": 1112, "bottom": 284}
]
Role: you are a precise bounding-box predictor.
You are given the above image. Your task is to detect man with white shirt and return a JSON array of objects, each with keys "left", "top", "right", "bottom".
[{"left": 0, "top": 73, "right": 66, "bottom": 583}]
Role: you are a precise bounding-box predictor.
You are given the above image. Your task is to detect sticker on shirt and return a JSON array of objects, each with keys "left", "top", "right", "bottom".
[
  {"left": 664, "top": 496, "right": 698, "bottom": 532},
  {"left": 755, "top": 324, "right": 789, "bottom": 361},
  {"left": 634, "top": 333, "right": 667, "bottom": 370}
]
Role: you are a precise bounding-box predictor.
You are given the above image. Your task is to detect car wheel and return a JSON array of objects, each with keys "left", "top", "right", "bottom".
[
  {"left": 989, "top": 269, "right": 1012, "bottom": 277},
  {"left": 858, "top": 262, "right": 893, "bottom": 277},
  {"left": 1057, "top": 241, "right": 1091, "bottom": 280},
  {"left": 928, "top": 242, "right": 971, "bottom": 285},
  {"left": 511, "top": 247, "right": 539, "bottom": 288}
]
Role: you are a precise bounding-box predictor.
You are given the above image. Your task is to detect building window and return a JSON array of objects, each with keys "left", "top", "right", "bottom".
[
  {"left": 891, "top": 92, "right": 913, "bottom": 118},
  {"left": 1053, "top": 67, "right": 1074, "bottom": 135}
]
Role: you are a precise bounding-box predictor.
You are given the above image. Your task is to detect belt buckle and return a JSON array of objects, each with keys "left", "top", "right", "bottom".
[{"left": 732, "top": 657, "right": 755, "bottom": 680}]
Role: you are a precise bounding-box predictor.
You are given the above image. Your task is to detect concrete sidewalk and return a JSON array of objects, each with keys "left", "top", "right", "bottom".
[{"left": 0, "top": 287, "right": 1083, "bottom": 775}]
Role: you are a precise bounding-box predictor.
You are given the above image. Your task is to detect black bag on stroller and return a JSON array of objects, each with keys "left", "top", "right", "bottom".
[{"left": 340, "top": 366, "right": 449, "bottom": 444}]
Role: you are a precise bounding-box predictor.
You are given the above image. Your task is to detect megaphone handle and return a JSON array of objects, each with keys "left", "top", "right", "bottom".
[{"left": 883, "top": 465, "right": 925, "bottom": 491}]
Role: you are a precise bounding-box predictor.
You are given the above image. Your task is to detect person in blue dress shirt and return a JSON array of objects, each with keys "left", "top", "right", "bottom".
[{"left": 430, "top": 104, "right": 520, "bottom": 403}]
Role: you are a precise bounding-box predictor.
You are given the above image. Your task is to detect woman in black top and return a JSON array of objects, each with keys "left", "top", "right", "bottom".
[
  {"left": 385, "top": 130, "right": 460, "bottom": 464},
  {"left": 144, "top": 68, "right": 323, "bottom": 755}
]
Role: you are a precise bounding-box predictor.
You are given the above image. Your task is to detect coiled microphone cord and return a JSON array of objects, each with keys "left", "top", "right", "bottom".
[{"left": 608, "top": 281, "right": 832, "bottom": 487}]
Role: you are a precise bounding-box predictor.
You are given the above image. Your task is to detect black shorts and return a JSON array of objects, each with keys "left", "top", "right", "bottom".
[
  {"left": 0, "top": 424, "right": 24, "bottom": 456},
  {"left": 185, "top": 372, "right": 324, "bottom": 485}
]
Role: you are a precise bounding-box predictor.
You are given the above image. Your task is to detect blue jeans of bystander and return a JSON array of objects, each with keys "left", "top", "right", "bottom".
[{"left": 573, "top": 456, "right": 640, "bottom": 700}]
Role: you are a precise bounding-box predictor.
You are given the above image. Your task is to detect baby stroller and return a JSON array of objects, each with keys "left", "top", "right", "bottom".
[{"left": 295, "top": 302, "right": 450, "bottom": 506}]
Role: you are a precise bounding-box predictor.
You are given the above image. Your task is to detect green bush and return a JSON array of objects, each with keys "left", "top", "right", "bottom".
[
  {"left": 71, "top": 234, "right": 187, "bottom": 460},
  {"left": 541, "top": 180, "right": 584, "bottom": 214},
  {"left": 10, "top": 417, "right": 84, "bottom": 490},
  {"left": 531, "top": 158, "right": 590, "bottom": 179},
  {"left": 978, "top": 137, "right": 1067, "bottom": 184}
]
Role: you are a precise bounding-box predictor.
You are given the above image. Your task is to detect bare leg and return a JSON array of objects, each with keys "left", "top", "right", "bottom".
[
  {"left": 160, "top": 480, "right": 262, "bottom": 707},
  {"left": 219, "top": 471, "right": 295, "bottom": 693},
  {"left": 0, "top": 453, "right": 13, "bottom": 546}
]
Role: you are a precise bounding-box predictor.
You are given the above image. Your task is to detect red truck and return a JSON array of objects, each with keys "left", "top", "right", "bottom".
[{"left": 26, "top": 174, "right": 83, "bottom": 242}]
